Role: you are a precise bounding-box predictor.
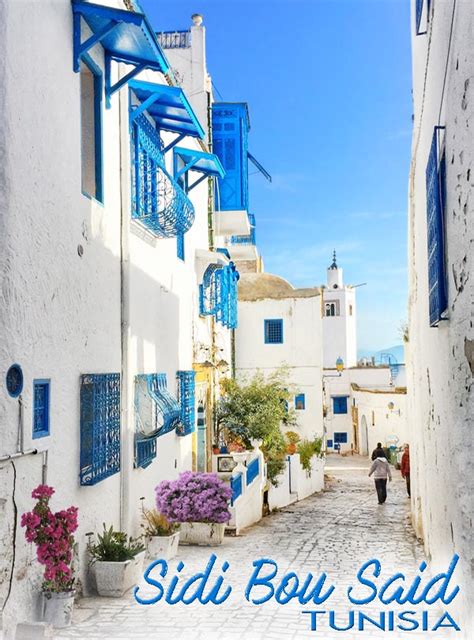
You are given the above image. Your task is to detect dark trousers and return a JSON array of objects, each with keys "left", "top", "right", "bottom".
[
  {"left": 375, "top": 479, "right": 387, "bottom": 504},
  {"left": 405, "top": 474, "right": 411, "bottom": 497}
]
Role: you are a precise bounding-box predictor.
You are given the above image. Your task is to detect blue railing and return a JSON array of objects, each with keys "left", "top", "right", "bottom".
[
  {"left": 135, "top": 373, "right": 180, "bottom": 440},
  {"left": 246, "top": 457, "right": 260, "bottom": 485},
  {"left": 231, "top": 227, "right": 256, "bottom": 246},
  {"left": 199, "top": 262, "right": 239, "bottom": 329},
  {"left": 176, "top": 370, "right": 196, "bottom": 436},
  {"left": 230, "top": 473, "right": 243, "bottom": 506},
  {"left": 80, "top": 373, "right": 121, "bottom": 486},
  {"left": 135, "top": 436, "right": 157, "bottom": 469},
  {"left": 131, "top": 114, "right": 195, "bottom": 238},
  {"left": 157, "top": 30, "right": 191, "bottom": 49}
]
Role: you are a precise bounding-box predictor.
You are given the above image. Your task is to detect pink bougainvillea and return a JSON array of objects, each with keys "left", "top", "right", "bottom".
[
  {"left": 155, "top": 472, "right": 231, "bottom": 524},
  {"left": 21, "top": 485, "right": 78, "bottom": 593}
]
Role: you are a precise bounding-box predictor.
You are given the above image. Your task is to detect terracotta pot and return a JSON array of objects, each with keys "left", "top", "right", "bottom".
[{"left": 287, "top": 443, "right": 297, "bottom": 455}]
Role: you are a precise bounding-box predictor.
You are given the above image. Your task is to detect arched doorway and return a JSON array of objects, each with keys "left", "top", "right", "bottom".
[{"left": 360, "top": 415, "right": 369, "bottom": 456}]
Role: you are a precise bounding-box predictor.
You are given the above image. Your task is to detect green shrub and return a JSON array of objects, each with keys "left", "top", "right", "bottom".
[{"left": 297, "top": 437, "right": 324, "bottom": 473}]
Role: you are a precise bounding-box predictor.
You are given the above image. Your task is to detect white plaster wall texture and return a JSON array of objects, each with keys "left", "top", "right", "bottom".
[
  {"left": 408, "top": 0, "right": 474, "bottom": 632},
  {"left": 352, "top": 389, "right": 408, "bottom": 455},
  {"left": 235, "top": 296, "right": 324, "bottom": 440}
]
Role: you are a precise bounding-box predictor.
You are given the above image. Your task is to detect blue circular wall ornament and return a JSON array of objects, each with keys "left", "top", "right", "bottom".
[{"left": 6, "top": 364, "right": 23, "bottom": 398}]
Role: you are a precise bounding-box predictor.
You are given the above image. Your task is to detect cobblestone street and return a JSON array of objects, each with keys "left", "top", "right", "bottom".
[{"left": 57, "top": 456, "right": 456, "bottom": 640}]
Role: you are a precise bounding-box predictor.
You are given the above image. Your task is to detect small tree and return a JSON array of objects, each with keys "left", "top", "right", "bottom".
[{"left": 217, "top": 368, "right": 296, "bottom": 484}]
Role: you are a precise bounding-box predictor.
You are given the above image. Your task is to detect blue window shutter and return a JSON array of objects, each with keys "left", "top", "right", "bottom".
[
  {"left": 334, "top": 432, "right": 348, "bottom": 444},
  {"left": 426, "top": 127, "right": 447, "bottom": 327},
  {"left": 264, "top": 319, "right": 283, "bottom": 344},
  {"left": 177, "top": 233, "right": 185, "bottom": 260},
  {"left": 333, "top": 396, "right": 348, "bottom": 414},
  {"left": 33, "top": 380, "right": 50, "bottom": 439},
  {"left": 327, "top": 439, "right": 333, "bottom": 448},
  {"left": 295, "top": 394, "right": 305, "bottom": 410}
]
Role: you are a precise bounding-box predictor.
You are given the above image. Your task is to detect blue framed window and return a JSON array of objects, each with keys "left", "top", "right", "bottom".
[
  {"left": 327, "top": 439, "right": 333, "bottom": 448},
  {"left": 332, "top": 396, "right": 348, "bottom": 414},
  {"left": 176, "top": 371, "right": 196, "bottom": 436},
  {"left": 264, "top": 319, "right": 283, "bottom": 344},
  {"left": 177, "top": 233, "right": 185, "bottom": 260},
  {"left": 80, "top": 373, "right": 121, "bottom": 486},
  {"left": 33, "top": 380, "right": 50, "bottom": 439},
  {"left": 415, "top": 0, "right": 431, "bottom": 36},
  {"left": 426, "top": 126, "right": 448, "bottom": 327},
  {"left": 334, "top": 432, "right": 348, "bottom": 444},
  {"left": 80, "top": 56, "right": 103, "bottom": 203},
  {"left": 295, "top": 393, "right": 305, "bottom": 410}
]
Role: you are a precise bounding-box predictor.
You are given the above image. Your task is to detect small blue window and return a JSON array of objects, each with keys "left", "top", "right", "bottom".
[
  {"left": 334, "top": 432, "right": 348, "bottom": 444},
  {"left": 80, "top": 56, "right": 103, "bottom": 203},
  {"left": 177, "top": 233, "right": 185, "bottom": 261},
  {"left": 295, "top": 394, "right": 305, "bottom": 410},
  {"left": 332, "top": 396, "right": 348, "bottom": 414},
  {"left": 327, "top": 439, "right": 333, "bottom": 448},
  {"left": 33, "top": 380, "right": 50, "bottom": 439},
  {"left": 264, "top": 319, "right": 283, "bottom": 344}
]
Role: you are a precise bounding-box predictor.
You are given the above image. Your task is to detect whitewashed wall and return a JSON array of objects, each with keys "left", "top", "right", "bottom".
[
  {"left": 408, "top": 0, "right": 473, "bottom": 633},
  {"left": 235, "top": 294, "right": 323, "bottom": 440}
]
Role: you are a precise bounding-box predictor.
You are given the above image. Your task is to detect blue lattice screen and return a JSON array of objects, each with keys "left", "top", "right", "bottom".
[
  {"left": 135, "top": 436, "right": 157, "bottom": 469},
  {"left": 176, "top": 370, "right": 196, "bottom": 436},
  {"left": 426, "top": 127, "right": 447, "bottom": 327},
  {"left": 264, "top": 319, "right": 283, "bottom": 344},
  {"left": 33, "top": 380, "right": 50, "bottom": 439},
  {"left": 80, "top": 373, "right": 121, "bottom": 486},
  {"left": 131, "top": 113, "right": 195, "bottom": 238},
  {"left": 199, "top": 262, "right": 239, "bottom": 329},
  {"left": 332, "top": 396, "right": 348, "bottom": 415}
]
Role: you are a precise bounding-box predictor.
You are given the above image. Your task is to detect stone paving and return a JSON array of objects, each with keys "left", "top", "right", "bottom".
[{"left": 56, "top": 455, "right": 457, "bottom": 640}]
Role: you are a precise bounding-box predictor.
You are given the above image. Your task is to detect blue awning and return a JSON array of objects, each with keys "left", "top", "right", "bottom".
[
  {"left": 72, "top": 1, "right": 170, "bottom": 107},
  {"left": 129, "top": 80, "right": 205, "bottom": 141},
  {"left": 173, "top": 146, "right": 225, "bottom": 192}
]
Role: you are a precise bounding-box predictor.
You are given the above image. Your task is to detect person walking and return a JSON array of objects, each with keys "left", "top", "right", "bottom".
[
  {"left": 371, "top": 442, "right": 387, "bottom": 461},
  {"left": 368, "top": 455, "right": 392, "bottom": 504},
  {"left": 401, "top": 444, "right": 411, "bottom": 497}
]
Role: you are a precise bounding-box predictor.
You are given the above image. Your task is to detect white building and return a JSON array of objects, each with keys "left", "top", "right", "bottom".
[
  {"left": 408, "top": 0, "right": 474, "bottom": 632},
  {"left": 235, "top": 273, "right": 324, "bottom": 440},
  {"left": 322, "top": 252, "right": 357, "bottom": 369},
  {"left": 0, "top": 1, "right": 243, "bottom": 633}
]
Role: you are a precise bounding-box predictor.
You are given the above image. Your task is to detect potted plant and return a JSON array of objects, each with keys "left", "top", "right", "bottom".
[
  {"left": 87, "top": 524, "right": 145, "bottom": 597},
  {"left": 21, "top": 484, "right": 78, "bottom": 628},
  {"left": 284, "top": 430, "right": 301, "bottom": 455},
  {"left": 212, "top": 444, "right": 220, "bottom": 455},
  {"left": 155, "top": 472, "right": 231, "bottom": 546},
  {"left": 141, "top": 509, "right": 180, "bottom": 561}
]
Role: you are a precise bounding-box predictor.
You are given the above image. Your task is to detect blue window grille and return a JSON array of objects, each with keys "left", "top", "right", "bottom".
[
  {"left": 415, "top": 0, "right": 431, "bottom": 36},
  {"left": 426, "top": 126, "right": 448, "bottom": 327},
  {"left": 199, "top": 262, "right": 239, "bottom": 329},
  {"left": 135, "top": 374, "right": 180, "bottom": 447},
  {"left": 135, "top": 436, "right": 157, "bottom": 469},
  {"left": 295, "top": 393, "right": 305, "bottom": 410},
  {"left": 130, "top": 113, "right": 195, "bottom": 238},
  {"left": 80, "top": 373, "right": 121, "bottom": 486},
  {"left": 176, "top": 370, "right": 196, "bottom": 436},
  {"left": 177, "top": 233, "right": 185, "bottom": 260},
  {"left": 264, "top": 319, "right": 283, "bottom": 344},
  {"left": 327, "top": 439, "right": 333, "bottom": 448},
  {"left": 246, "top": 457, "right": 260, "bottom": 485},
  {"left": 33, "top": 380, "right": 50, "bottom": 439},
  {"left": 80, "top": 56, "right": 103, "bottom": 203},
  {"left": 332, "top": 396, "right": 348, "bottom": 414},
  {"left": 230, "top": 472, "right": 243, "bottom": 505},
  {"left": 334, "top": 432, "right": 348, "bottom": 444}
]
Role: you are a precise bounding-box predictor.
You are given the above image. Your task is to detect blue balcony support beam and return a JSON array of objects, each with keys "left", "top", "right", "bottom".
[
  {"left": 162, "top": 133, "right": 186, "bottom": 155},
  {"left": 188, "top": 174, "right": 208, "bottom": 192}
]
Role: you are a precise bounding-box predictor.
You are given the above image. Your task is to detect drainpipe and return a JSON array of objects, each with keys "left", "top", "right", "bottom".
[{"left": 118, "top": 79, "right": 132, "bottom": 533}]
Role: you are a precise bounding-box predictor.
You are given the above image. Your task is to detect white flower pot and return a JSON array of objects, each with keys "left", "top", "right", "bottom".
[
  {"left": 42, "top": 590, "right": 75, "bottom": 628},
  {"left": 94, "top": 551, "right": 145, "bottom": 597},
  {"left": 146, "top": 531, "right": 180, "bottom": 560},
  {"left": 179, "top": 522, "right": 226, "bottom": 546}
]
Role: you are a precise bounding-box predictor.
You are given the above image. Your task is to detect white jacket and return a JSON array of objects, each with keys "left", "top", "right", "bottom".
[{"left": 368, "top": 457, "right": 392, "bottom": 480}]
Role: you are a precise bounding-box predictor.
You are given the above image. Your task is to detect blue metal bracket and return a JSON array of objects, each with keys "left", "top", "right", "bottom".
[
  {"left": 162, "top": 133, "right": 186, "bottom": 154},
  {"left": 188, "top": 174, "right": 208, "bottom": 192},
  {"left": 105, "top": 55, "right": 148, "bottom": 108},
  {"left": 73, "top": 18, "right": 118, "bottom": 72}
]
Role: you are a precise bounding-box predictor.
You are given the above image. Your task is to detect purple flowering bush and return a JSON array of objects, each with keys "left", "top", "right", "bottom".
[{"left": 155, "top": 472, "right": 231, "bottom": 524}]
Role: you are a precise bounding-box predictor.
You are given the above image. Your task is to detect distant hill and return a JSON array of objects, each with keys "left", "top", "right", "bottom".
[{"left": 357, "top": 344, "right": 405, "bottom": 364}]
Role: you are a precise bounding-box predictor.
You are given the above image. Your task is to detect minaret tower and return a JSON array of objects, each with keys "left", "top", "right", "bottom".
[{"left": 322, "top": 251, "right": 357, "bottom": 368}]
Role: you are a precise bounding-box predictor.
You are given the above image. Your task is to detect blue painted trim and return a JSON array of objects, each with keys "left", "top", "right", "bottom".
[
  {"left": 6, "top": 364, "right": 23, "bottom": 398},
  {"left": 334, "top": 432, "right": 348, "bottom": 444},
  {"left": 177, "top": 233, "right": 185, "bottom": 261},
  {"left": 295, "top": 393, "right": 305, "bottom": 410},
  {"left": 135, "top": 435, "right": 157, "bottom": 469},
  {"left": 32, "top": 379, "right": 50, "bottom": 439},
  {"left": 80, "top": 54, "right": 104, "bottom": 204},
  {"left": 246, "top": 457, "right": 260, "bottom": 485},
  {"left": 332, "top": 396, "right": 349, "bottom": 415},
  {"left": 264, "top": 319, "right": 283, "bottom": 344},
  {"left": 176, "top": 370, "right": 196, "bottom": 436},
  {"left": 327, "top": 439, "right": 333, "bottom": 448},
  {"left": 230, "top": 472, "right": 243, "bottom": 505}
]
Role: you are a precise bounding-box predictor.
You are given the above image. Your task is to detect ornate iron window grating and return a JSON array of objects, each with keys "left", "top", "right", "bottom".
[
  {"left": 264, "top": 319, "right": 283, "bottom": 344},
  {"left": 426, "top": 126, "right": 447, "bottom": 327},
  {"left": 33, "top": 380, "right": 50, "bottom": 439},
  {"left": 176, "top": 370, "right": 196, "bottom": 436},
  {"left": 135, "top": 435, "right": 157, "bottom": 469},
  {"left": 131, "top": 114, "right": 195, "bottom": 238},
  {"left": 135, "top": 373, "right": 180, "bottom": 447},
  {"left": 6, "top": 364, "right": 23, "bottom": 398},
  {"left": 199, "top": 262, "right": 239, "bottom": 329},
  {"left": 246, "top": 457, "right": 260, "bottom": 486},
  {"left": 80, "top": 373, "right": 121, "bottom": 486}
]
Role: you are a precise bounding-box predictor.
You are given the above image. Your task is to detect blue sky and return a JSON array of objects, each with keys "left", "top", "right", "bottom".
[{"left": 141, "top": 0, "right": 413, "bottom": 354}]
